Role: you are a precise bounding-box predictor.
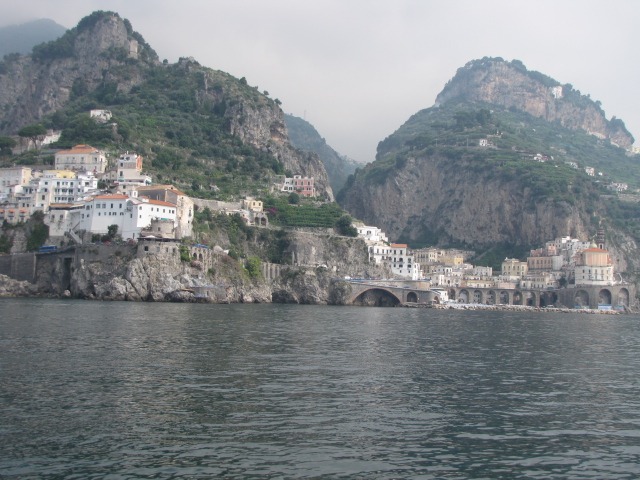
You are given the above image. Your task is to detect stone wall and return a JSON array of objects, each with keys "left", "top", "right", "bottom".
[{"left": 0, "top": 253, "right": 36, "bottom": 282}]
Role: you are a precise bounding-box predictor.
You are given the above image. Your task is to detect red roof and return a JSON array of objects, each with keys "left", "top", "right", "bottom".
[
  {"left": 147, "top": 199, "right": 176, "bottom": 208},
  {"left": 56, "top": 144, "right": 101, "bottom": 155}
]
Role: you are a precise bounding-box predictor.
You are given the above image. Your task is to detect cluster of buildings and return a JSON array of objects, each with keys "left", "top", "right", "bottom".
[
  {"left": 356, "top": 222, "right": 621, "bottom": 292},
  {"left": 1, "top": 139, "right": 319, "bottom": 243},
  {"left": 0, "top": 144, "right": 192, "bottom": 242}
]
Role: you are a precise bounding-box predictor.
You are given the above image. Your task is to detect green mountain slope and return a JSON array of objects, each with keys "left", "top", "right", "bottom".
[
  {"left": 0, "top": 11, "right": 332, "bottom": 200},
  {"left": 338, "top": 59, "right": 640, "bottom": 272},
  {"left": 285, "top": 114, "right": 360, "bottom": 193}
]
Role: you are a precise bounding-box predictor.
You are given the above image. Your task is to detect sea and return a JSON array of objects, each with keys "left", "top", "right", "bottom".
[{"left": 1, "top": 298, "right": 640, "bottom": 479}]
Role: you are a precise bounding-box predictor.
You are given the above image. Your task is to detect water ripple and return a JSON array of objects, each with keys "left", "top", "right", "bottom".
[{"left": 1, "top": 300, "right": 640, "bottom": 478}]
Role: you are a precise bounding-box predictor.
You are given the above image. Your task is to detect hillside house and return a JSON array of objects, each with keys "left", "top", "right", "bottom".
[
  {"left": 54, "top": 144, "right": 107, "bottom": 173},
  {"left": 281, "top": 175, "right": 315, "bottom": 197}
]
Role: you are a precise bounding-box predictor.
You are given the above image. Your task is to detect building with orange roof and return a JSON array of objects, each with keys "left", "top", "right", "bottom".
[
  {"left": 54, "top": 144, "right": 107, "bottom": 173},
  {"left": 136, "top": 185, "right": 193, "bottom": 238},
  {"left": 103, "top": 152, "right": 152, "bottom": 187}
]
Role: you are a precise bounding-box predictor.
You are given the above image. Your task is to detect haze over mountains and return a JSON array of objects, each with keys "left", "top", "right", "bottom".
[{"left": 0, "top": 18, "right": 66, "bottom": 57}]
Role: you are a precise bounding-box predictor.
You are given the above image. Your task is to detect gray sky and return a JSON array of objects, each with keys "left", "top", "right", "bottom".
[{"left": 2, "top": 0, "right": 639, "bottom": 163}]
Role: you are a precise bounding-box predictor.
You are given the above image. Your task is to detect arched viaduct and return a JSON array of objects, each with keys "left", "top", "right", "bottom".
[
  {"left": 345, "top": 281, "right": 633, "bottom": 310},
  {"left": 448, "top": 285, "right": 632, "bottom": 309},
  {"left": 346, "top": 282, "right": 447, "bottom": 307}
]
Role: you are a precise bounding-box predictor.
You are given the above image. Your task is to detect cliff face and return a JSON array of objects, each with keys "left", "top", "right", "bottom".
[
  {"left": 0, "top": 13, "right": 154, "bottom": 132},
  {"left": 26, "top": 231, "right": 382, "bottom": 304},
  {"left": 435, "top": 58, "right": 633, "bottom": 147},
  {"left": 341, "top": 154, "right": 590, "bottom": 248}
]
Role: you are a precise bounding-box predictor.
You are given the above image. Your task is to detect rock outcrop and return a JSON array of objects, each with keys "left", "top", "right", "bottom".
[
  {"left": 0, "top": 274, "right": 39, "bottom": 297},
  {"left": 0, "top": 12, "right": 156, "bottom": 132},
  {"left": 341, "top": 154, "right": 591, "bottom": 248},
  {"left": 435, "top": 57, "right": 634, "bottom": 147},
  {"left": 24, "top": 231, "right": 382, "bottom": 304}
]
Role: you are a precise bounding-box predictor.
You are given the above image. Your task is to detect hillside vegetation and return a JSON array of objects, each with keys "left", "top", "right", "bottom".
[{"left": 0, "top": 11, "right": 338, "bottom": 202}]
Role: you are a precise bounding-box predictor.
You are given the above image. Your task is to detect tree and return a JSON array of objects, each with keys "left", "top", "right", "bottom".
[
  {"left": 288, "top": 192, "right": 300, "bottom": 204},
  {"left": 335, "top": 214, "right": 357, "bottom": 237},
  {"left": 18, "top": 124, "right": 47, "bottom": 152},
  {"left": 107, "top": 224, "right": 118, "bottom": 239},
  {"left": 245, "top": 256, "right": 262, "bottom": 279},
  {"left": 0, "top": 136, "right": 16, "bottom": 156}
]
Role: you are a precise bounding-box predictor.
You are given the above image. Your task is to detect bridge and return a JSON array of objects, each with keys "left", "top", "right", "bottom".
[
  {"left": 344, "top": 279, "right": 634, "bottom": 309},
  {"left": 345, "top": 279, "right": 446, "bottom": 306}
]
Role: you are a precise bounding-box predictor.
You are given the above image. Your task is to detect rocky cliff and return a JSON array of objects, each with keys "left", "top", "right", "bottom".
[
  {"left": 0, "top": 12, "right": 156, "bottom": 132},
  {"left": 339, "top": 57, "right": 640, "bottom": 270},
  {"left": 341, "top": 153, "right": 591, "bottom": 248},
  {"left": 21, "top": 230, "right": 383, "bottom": 304},
  {"left": 435, "top": 57, "right": 634, "bottom": 147}
]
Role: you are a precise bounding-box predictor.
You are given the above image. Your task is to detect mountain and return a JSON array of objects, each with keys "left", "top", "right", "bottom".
[
  {"left": 0, "top": 19, "right": 67, "bottom": 57},
  {"left": 0, "top": 11, "right": 332, "bottom": 200},
  {"left": 338, "top": 57, "right": 640, "bottom": 271},
  {"left": 436, "top": 57, "right": 634, "bottom": 148},
  {"left": 285, "top": 114, "right": 361, "bottom": 193}
]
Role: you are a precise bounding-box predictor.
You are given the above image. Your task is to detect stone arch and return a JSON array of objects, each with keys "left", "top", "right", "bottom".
[
  {"left": 459, "top": 289, "right": 470, "bottom": 303},
  {"left": 574, "top": 289, "right": 590, "bottom": 308},
  {"left": 406, "top": 291, "right": 418, "bottom": 303},
  {"left": 486, "top": 290, "right": 496, "bottom": 305},
  {"left": 353, "top": 288, "right": 401, "bottom": 307},
  {"left": 513, "top": 291, "right": 523, "bottom": 305},
  {"left": 499, "top": 291, "right": 510, "bottom": 305},
  {"left": 598, "top": 289, "right": 612, "bottom": 306},
  {"left": 198, "top": 253, "right": 203, "bottom": 261},
  {"left": 524, "top": 291, "right": 537, "bottom": 307},
  {"left": 473, "top": 290, "right": 483, "bottom": 304},
  {"left": 617, "top": 288, "right": 630, "bottom": 307},
  {"left": 540, "top": 291, "right": 558, "bottom": 308}
]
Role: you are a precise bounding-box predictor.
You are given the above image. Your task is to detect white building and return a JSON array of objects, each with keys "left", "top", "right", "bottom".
[
  {"left": 0, "top": 167, "right": 32, "bottom": 197},
  {"left": 356, "top": 225, "right": 388, "bottom": 244},
  {"left": 55, "top": 144, "right": 107, "bottom": 173},
  {"left": 76, "top": 194, "right": 178, "bottom": 240},
  {"left": 389, "top": 243, "right": 421, "bottom": 280},
  {"left": 367, "top": 243, "right": 392, "bottom": 265},
  {"left": 17, "top": 170, "right": 98, "bottom": 214},
  {"left": 90, "top": 109, "right": 112, "bottom": 123}
]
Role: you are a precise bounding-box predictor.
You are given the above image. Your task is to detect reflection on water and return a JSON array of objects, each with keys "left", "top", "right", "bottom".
[{"left": 1, "top": 299, "right": 640, "bottom": 478}]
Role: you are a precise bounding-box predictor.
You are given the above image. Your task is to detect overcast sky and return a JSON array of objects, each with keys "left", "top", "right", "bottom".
[{"left": 2, "top": 0, "right": 639, "bottom": 163}]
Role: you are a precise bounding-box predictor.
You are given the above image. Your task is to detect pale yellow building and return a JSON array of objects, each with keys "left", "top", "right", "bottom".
[{"left": 501, "top": 258, "right": 528, "bottom": 277}]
